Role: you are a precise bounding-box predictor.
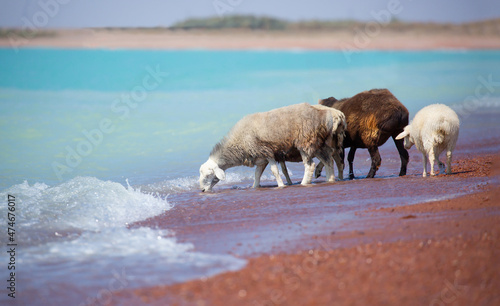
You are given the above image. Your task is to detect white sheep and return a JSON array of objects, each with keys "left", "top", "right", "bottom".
[
  {"left": 396, "top": 104, "right": 460, "bottom": 177},
  {"left": 199, "top": 103, "right": 346, "bottom": 192}
]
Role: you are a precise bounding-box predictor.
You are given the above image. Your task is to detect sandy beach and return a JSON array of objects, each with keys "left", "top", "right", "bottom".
[{"left": 2, "top": 26, "right": 500, "bottom": 50}]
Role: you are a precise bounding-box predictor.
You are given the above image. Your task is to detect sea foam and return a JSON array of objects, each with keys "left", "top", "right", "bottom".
[
  {"left": 141, "top": 168, "right": 290, "bottom": 194},
  {"left": 0, "top": 177, "right": 246, "bottom": 304},
  {"left": 1, "top": 177, "right": 171, "bottom": 245}
]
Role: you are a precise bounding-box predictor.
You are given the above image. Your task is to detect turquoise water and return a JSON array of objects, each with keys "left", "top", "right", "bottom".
[
  {"left": 1, "top": 48, "right": 500, "bottom": 304},
  {"left": 1, "top": 49, "right": 500, "bottom": 189}
]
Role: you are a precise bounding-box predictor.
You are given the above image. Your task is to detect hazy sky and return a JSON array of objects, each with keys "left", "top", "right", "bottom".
[{"left": 1, "top": 0, "right": 499, "bottom": 28}]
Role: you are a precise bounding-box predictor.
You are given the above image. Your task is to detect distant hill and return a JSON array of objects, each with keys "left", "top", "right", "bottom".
[
  {"left": 170, "top": 15, "right": 288, "bottom": 30},
  {"left": 169, "top": 15, "right": 362, "bottom": 31},
  {"left": 1, "top": 16, "right": 499, "bottom": 38},
  {"left": 169, "top": 15, "right": 500, "bottom": 35}
]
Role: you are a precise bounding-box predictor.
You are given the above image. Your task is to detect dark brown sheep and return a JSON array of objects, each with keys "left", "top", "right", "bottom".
[{"left": 316, "top": 88, "right": 409, "bottom": 179}]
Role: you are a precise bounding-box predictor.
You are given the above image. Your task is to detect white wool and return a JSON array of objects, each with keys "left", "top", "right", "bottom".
[
  {"left": 397, "top": 104, "right": 460, "bottom": 177},
  {"left": 199, "top": 103, "right": 346, "bottom": 191}
]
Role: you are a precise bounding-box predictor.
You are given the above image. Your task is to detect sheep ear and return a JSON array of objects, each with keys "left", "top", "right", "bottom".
[
  {"left": 395, "top": 129, "right": 409, "bottom": 140},
  {"left": 214, "top": 167, "right": 226, "bottom": 181}
]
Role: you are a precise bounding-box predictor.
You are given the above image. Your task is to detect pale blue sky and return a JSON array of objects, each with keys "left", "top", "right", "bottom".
[{"left": 0, "top": 0, "right": 499, "bottom": 28}]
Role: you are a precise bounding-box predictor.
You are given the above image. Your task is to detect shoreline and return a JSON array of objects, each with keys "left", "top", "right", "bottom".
[
  {"left": 2, "top": 29, "right": 500, "bottom": 50},
  {"left": 112, "top": 152, "right": 500, "bottom": 305}
]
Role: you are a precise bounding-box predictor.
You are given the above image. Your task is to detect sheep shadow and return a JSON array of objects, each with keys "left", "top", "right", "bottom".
[
  {"left": 399, "top": 170, "right": 473, "bottom": 178},
  {"left": 243, "top": 179, "right": 343, "bottom": 190},
  {"left": 447, "top": 170, "right": 474, "bottom": 176}
]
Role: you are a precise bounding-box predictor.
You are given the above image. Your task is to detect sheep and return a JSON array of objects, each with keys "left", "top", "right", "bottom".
[
  {"left": 315, "top": 88, "right": 410, "bottom": 179},
  {"left": 199, "top": 103, "right": 346, "bottom": 192},
  {"left": 274, "top": 104, "right": 346, "bottom": 185},
  {"left": 395, "top": 104, "right": 459, "bottom": 177}
]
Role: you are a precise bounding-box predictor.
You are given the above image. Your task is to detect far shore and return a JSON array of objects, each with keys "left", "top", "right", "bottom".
[{"left": 2, "top": 28, "right": 500, "bottom": 50}]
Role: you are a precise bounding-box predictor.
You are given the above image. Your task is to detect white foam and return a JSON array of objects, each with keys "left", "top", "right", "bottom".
[
  {"left": 18, "top": 226, "right": 246, "bottom": 303},
  {"left": 1, "top": 177, "right": 171, "bottom": 235},
  {"left": 0, "top": 177, "right": 247, "bottom": 303},
  {"left": 142, "top": 175, "right": 200, "bottom": 193},
  {"left": 142, "top": 168, "right": 281, "bottom": 193},
  {"left": 20, "top": 226, "right": 245, "bottom": 275},
  {"left": 21, "top": 227, "right": 180, "bottom": 262}
]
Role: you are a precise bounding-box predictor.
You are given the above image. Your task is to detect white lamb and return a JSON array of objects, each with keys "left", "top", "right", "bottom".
[{"left": 396, "top": 104, "right": 459, "bottom": 177}]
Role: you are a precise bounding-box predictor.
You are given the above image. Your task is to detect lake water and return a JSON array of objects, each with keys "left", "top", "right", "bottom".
[{"left": 1, "top": 48, "right": 499, "bottom": 304}]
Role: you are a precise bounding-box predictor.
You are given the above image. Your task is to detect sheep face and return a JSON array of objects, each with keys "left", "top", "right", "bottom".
[
  {"left": 199, "top": 159, "right": 226, "bottom": 192},
  {"left": 396, "top": 126, "right": 414, "bottom": 150}
]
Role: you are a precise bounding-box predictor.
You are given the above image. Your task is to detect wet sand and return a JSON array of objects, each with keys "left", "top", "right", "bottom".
[
  {"left": 114, "top": 155, "right": 500, "bottom": 306},
  {"left": 110, "top": 111, "right": 500, "bottom": 305}
]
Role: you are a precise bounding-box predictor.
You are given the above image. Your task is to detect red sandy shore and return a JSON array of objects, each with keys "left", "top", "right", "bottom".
[{"left": 112, "top": 153, "right": 500, "bottom": 306}]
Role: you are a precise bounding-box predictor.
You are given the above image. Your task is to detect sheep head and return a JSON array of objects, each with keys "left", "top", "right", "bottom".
[
  {"left": 199, "top": 158, "right": 226, "bottom": 192},
  {"left": 396, "top": 125, "right": 413, "bottom": 149},
  {"left": 318, "top": 97, "right": 339, "bottom": 108}
]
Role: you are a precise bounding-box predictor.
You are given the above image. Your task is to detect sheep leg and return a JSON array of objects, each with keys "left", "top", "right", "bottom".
[
  {"left": 315, "top": 147, "right": 344, "bottom": 179},
  {"left": 393, "top": 136, "right": 409, "bottom": 176},
  {"left": 314, "top": 162, "right": 324, "bottom": 179},
  {"left": 279, "top": 161, "right": 293, "bottom": 185},
  {"left": 253, "top": 162, "right": 268, "bottom": 188},
  {"left": 446, "top": 150, "right": 453, "bottom": 175},
  {"left": 366, "top": 147, "right": 381, "bottom": 178},
  {"left": 347, "top": 147, "right": 357, "bottom": 179},
  {"left": 318, "top": 158, "right": 334, "bottom": 182},
  {"left": 429, "top": 147, "right": 436, "bottom": 176},
  {"left": 300, "top": 152, "right": 316, "bottom": 185},
  {"left": 316, "top": 149, "right": 335, "bottom": 182},
  {"left": 434, "top": 148, "right": 445, "bottom": 174},
  {"left": 422, "top": 153, "right": 428, "bottom": 177},
  {"left": 333, "top": 149, "right": 344, "bottom": 180},
  {"left": 437, "top": 158, "right": 446, "bottom": 174},
  {"left": 268, "top": 159, "right": 285, "bottom": 188}
]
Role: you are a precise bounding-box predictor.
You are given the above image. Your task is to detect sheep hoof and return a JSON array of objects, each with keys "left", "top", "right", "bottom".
[
  {"left": 422, "top": 173, "right": 427, "bottom": 177},
  {"left": 349, "top": 173, "right": 355, "bottom": 180}
]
